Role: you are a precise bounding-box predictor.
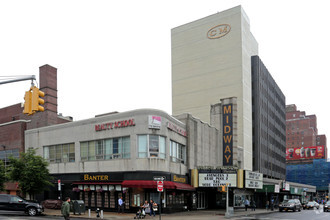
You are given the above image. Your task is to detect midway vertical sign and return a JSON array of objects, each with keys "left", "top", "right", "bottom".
[{"left": 223, "top": 104, "right": 233, "bottom": 166}]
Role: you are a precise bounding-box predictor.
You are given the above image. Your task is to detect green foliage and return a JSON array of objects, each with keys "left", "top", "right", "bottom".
[
  {"left": 8, "top": 148, "right": 53, "bottom": 198},
  {"left": 0, "top": 160, "right": 5, "bottom": 192}
]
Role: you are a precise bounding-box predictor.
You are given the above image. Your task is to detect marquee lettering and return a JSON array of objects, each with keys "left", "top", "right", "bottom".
[{"left": 222, "top": 104, "right": 233, "bottom": 166}]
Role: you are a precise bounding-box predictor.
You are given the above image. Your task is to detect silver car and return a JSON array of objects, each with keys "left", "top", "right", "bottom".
[{"left": 279, "top": 199, "right": 302, "bottom": 212}]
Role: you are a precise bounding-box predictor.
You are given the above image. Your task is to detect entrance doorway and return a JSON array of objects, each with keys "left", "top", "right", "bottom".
[{"left": 197, "top": 191, "right": 206, "bottom": 209}]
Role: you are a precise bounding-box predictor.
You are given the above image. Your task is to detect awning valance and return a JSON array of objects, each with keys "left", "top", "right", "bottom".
[{"left": 122, "top": 180, "right": 195, "bottom": 191}]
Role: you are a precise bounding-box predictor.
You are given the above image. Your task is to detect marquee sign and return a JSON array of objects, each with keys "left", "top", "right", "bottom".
[
  {"left": 223, "top": 104, "right": 233, "bottom": 166},
  {"left": 199, "top": 173, "right": 237, "bottom": 187}
]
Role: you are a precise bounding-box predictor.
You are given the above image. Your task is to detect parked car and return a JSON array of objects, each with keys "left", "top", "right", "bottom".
[
  {"left": 323, "top": 201, "right": 330, "bottom": 212},
  {"left": 0, "top": 194, "right": 44, "bottom": 216},
  {"left": 279, "top": 199, "right": 301, "bottom": 212},
  {"left": 306, "top": 201, "right": 319, "bottom": 210}
]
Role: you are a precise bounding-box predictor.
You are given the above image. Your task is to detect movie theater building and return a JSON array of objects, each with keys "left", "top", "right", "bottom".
[{"left": 25, "top": 109, "right": 221, "bottom": 212}]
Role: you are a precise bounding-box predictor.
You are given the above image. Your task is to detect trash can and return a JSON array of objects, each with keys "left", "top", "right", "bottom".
[{"left": 73, "top": 200, "right": 85, "bottom": 215}]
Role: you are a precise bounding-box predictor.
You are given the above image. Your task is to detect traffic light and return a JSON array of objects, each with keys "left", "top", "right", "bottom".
[
  {"left": 31, "top": 86, "right": 45, "bottom": 113},
  {"left": 23, "top": 90, "right": 32, "bottom": 115}
]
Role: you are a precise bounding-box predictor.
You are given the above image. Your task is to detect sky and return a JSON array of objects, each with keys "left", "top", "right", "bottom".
[{"left": 0, "top": 0, "right": 329, "bottom": 158}]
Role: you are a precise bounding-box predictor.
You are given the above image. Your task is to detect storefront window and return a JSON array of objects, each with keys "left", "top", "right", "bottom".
[
  {"left": 44, "top": 143, "right": 75, "bottom": 163},
  {"left": 138, "top": 135, "right": 165, "bottom": 159},
  {"left": 80, "top": 136, "right": 130, "bottom": 161},
  {"left": 170, "top": 140, "right": 186, "bottom": 164}
]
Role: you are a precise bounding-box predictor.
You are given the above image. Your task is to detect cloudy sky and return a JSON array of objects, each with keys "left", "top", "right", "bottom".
[{"left": 0, "top": 0, "right": 329, "bottom": 157}]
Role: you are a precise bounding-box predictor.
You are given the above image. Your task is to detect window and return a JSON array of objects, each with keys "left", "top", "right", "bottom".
[
  {"left": 137, "top": 135, "right": 165, "bottom": 159},
  {"left": 44, "top": 144, "right": 75, "bottom": 163},
  {"left": 0, "top": 149, "right": 19, "bottom": 166},
  {"left": 80, "top": 136, "right": 130, "bottom": 161},
  {"left": 170, "top": 140, "right": 186, "bottom": 164}
]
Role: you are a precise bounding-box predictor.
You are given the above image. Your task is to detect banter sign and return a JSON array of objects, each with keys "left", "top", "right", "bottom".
[{"left": 223, "top": 104, "right": 233, "bottom": 166}]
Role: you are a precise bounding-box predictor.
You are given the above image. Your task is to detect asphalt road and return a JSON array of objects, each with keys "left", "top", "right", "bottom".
[
  {"left": 234, "top": 208, "right": 330, "bottom": 220},
  {"left": 0, "top": 208, "right": 330, "bottom": 220}
]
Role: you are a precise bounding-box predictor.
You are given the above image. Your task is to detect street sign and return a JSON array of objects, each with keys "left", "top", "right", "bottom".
[
  {"left": 58, "top": 179, "right": 61, "bottom": 191},
  {"left": 157, "top": 181, "right": 164, "bottom": 192},
  {"left": 153, "top": 176, "right": 166, "bottom": 181}
]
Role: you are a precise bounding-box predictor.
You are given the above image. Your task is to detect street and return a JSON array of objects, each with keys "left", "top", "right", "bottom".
[
  {"left": 0, "top": 208, "right": 330, "bottom": 220},
  {"left": 234, "top": 208, "right": 330, "bottom": 220}
]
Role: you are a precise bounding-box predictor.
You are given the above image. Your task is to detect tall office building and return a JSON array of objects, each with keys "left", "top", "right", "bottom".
[
  {"left": 251, "top": 56, "right": 286, "bottom": 179},
  {"left": 171, "top": 6, "right": 258, "bottom": 170}
]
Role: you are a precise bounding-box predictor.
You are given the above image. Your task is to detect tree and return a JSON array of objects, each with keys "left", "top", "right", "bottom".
[
  {"left": 0, "top": 160, "right": 5, "bottom": 192},
  {"left": 8, "top": 148, "right": 53, "bottom": 199}
]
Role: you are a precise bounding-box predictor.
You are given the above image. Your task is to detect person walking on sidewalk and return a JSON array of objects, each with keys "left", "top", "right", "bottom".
[
  {"left": 244, "top": 198, "right": 250, "bottom": 211},
  {"left": 61, "top": 197, "right": 71, "bottom": 220},
  {"left": 251, "top": 200, "right": 256, "bottom": 211},
  {"left": 118, "top": 196, "right": 124, "bottom": 214},
  {"left": 149, "top": 199, "right": 157, "bottom": 217}
]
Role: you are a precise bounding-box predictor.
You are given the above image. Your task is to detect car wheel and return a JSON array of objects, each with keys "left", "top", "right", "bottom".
[
  {"left": 27, "top": 207, "right": 37, "bottom": 216},
  {"left": 298, "top": 208, "right": 301, "bottom": 212}
]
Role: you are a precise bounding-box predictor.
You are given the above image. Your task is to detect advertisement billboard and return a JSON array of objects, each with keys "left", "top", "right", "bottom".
[{"left": 286, "top": 145, "right": 324, "bottom": 160}]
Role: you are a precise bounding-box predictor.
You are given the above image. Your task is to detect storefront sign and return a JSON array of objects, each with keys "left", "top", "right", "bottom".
[
  {"left": 95, "top": 119, "right": 135, "bottom": 131},
  {"left": 171, "top": 174, "right": 187, "bottom": 184},
  {"left": 83, "top": 174, "right": 109, "bottom": 181},
  {"left": 207, "top": 24, "right": 231, "bottom": 39},
  {"left": 199, "top": 173, "right": 237, "bottom": 187},
  {"left": 286, "top": 145, "right": 325, "bottom": 160},
  {"left": 245, "top": 180, "right": 263, "bottom": 189},
  {"left": 245, "top": 171, "right": 263, "bottom": 189},
  {"left": 148, "top": 115, "right": 161, "bottom": 129},
  {"left": 223, "top": 104, "right": 233, "bottom": 166},
  {"left": 275, "top": 184, "right": 280, "bottom": 193},
  {"left": 167, "top": 122, "right": 187, "bottom": 137}
]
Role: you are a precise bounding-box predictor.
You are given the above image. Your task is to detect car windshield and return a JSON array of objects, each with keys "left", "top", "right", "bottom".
[
  {"left": 283, "top": 199, "right": 295, "bottom": 203},
  {"left": 326, "top": 201, "right": 330, "bottom": 205},
  {"left": 307, "top": 202, "right": 314, "bottom": 205}
]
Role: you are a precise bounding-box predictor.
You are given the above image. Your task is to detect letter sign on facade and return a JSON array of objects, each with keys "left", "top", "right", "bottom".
[{"left": 223, "top": 104, "right": 233, "bottom": 166}]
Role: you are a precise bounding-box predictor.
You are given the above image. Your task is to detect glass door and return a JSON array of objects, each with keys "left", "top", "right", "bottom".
[{"left": 197, "top": 191, "right": 206, "bottom": 209}]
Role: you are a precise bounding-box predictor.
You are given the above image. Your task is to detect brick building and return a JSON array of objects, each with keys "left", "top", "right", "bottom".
[
  {"left": 286, "top": 104, "right": 327, "bottom": 164},
  {"left": 0, "top": 64, "right": 72, "bottom": 194}
]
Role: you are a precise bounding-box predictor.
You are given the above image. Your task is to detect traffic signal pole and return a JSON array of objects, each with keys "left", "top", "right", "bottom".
[
  {"left": 0, "top": 75, "right": 45, "bottom": 115},
  {"left": 0, "top": 75, "right": 36, "bottom": 85}
]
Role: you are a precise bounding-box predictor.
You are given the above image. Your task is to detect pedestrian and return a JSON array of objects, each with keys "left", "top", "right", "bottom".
[
  {"left": 142, "top": 200, "right": 150, "bottom": 214},
  {"left": 271, "top": 198, "right": 274, "bottom": 211},
  {"left": 118, "top": 196, "right": 124, "bottom": 214},
  {"left": 61, "top": 197, "right": 71, "bottom": 220},
  {"left": 244, "top": 198, "right": 250, "bottom": 211},
  {"left": 251, "top": 200, "right": 256, "bottom": 211},
  {"left": 266, "top": 200, "right": 269, "bottom": 210},
  {"left": 149, "top": 199, "right": 158, "bottom": 217}
]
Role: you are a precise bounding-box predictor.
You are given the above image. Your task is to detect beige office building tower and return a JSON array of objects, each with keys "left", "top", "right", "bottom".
[{"left": 171, "top": 6, "right": 258, "bottom": 170}]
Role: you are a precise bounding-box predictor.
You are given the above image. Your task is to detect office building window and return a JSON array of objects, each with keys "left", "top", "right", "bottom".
[
  {"left": 81, "top": 137, "right": 130, "bottom": 161},
  {"left": 170, "top": 140, "right": 186, "bottom": 164},
  {"left": 137, "top": 135, "right": 165, "bottom": 159},
  {"left": 44, "top": 143, "right": 75, "bottom": 163}
]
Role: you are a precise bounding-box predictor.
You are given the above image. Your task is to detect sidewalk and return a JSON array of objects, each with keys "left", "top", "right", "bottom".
[{"left": 43, "top": 208, "right": 275, "bottom": 219}]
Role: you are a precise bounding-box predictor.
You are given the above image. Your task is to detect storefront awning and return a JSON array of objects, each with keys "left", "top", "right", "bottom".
[
  {"left": 122, "top": 180, "right": 195, "bottom": 191},
  {"left": 73, "top": 182, "right": 122, "bottom": 185}
]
